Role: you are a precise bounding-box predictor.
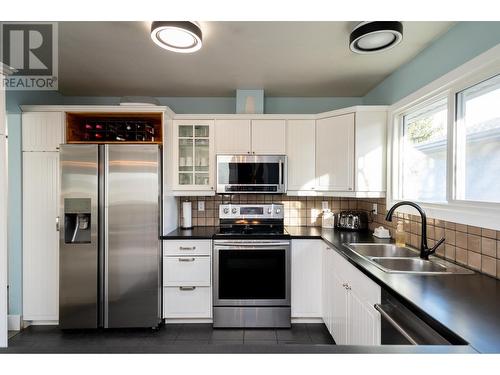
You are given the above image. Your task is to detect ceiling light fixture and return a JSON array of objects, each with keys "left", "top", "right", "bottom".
[
  {"left": 349, "top": 21, "right": 403, "bottom": 54},
  {"left": 150, "top": 21, "right": 202, "bottom": 53}
]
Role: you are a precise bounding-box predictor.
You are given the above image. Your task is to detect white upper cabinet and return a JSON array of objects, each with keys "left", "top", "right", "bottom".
[
  {"left": 215, "top": 119, "right": 286, "bottom": 155},
  {"left": 286, "top": 119, "right": 316, "bottom": 191},
  {"left": 316, "top": 113, "right": 355, "bottom": 191},
  {"left": 172, "top": 119, "right": 215, "bottom": 191},
  {"left": 251, "top": 119, "right": 286, "bottom": 154},
  {"left": 215, "top": 119, "right": 251, "bottom": 154},
  {"left": 354, "top": 111, "right": 387, "bottom": 193},
  {"left": 22, "top": 112, "right": 64, "bottom": 151}
]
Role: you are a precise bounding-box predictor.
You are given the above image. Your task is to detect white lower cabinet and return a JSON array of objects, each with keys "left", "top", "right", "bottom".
[
  {"left": 163, "top": 240, "right": 212, "bottom": 319},
  {"left": 322, "top": 243, "right": 381, "bottom": 345},
  {"left": 291, "top": 240, "right": 322, "bottom": 318},
  {"left": 22, "top": 151, "right": 60, "bottom": 321},
  {"left": 163, "top": 286, "right": 212, "bottom": 318},
  {"left": 163, "top": 256, "right": 211, "bottom": 286}
]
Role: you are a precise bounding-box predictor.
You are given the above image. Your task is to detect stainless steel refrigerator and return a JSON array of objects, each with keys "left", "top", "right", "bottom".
[{"left": 59, "top": 144, "right": 161, "bottom": 329}]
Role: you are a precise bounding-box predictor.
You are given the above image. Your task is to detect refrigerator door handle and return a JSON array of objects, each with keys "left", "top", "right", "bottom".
[{"left": 103, "top": 145, "right": 110, "bottom": 328}]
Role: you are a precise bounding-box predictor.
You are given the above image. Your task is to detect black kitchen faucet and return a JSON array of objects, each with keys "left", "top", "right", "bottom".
[{"left": 385, "top": 201, "right": 445, "bottom": 260}]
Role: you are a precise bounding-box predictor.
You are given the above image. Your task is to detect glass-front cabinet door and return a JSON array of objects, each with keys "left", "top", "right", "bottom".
[{"left": 173, "top": 120, "right": 214, "bottom": 191}]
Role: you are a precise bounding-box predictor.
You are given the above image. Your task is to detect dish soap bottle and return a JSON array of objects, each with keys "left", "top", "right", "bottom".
[{"left": 395, "top": 220, "right": 406, "bottom": 247}]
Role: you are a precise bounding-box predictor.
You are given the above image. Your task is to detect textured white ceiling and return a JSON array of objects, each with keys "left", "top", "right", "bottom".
[{"left": 58, "top": 21, "right": 454, "bottom": 97}]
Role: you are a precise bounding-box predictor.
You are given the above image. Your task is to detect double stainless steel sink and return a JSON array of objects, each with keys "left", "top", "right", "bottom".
[{"left": 344, "top": 243, "right": 474, "bottom": 275}]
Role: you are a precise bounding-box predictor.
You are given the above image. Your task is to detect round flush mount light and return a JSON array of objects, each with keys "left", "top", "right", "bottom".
[
  {"left": 150, "top": 21, "right": 202, "bottom": 53},
  {"left": 349, "top": 21, "right": 403, "bottom": 54}
]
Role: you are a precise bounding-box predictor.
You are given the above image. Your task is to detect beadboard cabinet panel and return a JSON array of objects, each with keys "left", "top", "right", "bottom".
[
  {"left": 316, "top": 114, "right": 355, "bottom": 191},
  {"left": 22, "top": 112, "right": 64, "bottom": 151},
  {"left": 251, "top": 119, "right": 286, "bottom": 154},
  {"left": 22, "top": 152, "right": 60, "bottom": 321},
  {"left": 291, "top": 240, "right": 322, "bottom": 318},
  {"left": 286, "top": 120, "right": 316, "bottom": 191},
  {"left": 215, "top": 119, "right": 251, "bottom": 154}
]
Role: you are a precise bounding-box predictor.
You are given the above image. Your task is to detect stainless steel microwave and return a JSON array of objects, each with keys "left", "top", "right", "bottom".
[{"left": 216, "top": 155, "right": 287, "bottom": 194}]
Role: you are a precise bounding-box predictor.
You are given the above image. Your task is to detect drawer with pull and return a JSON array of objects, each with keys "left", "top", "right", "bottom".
[
  {"left": 163, "top": 286, "right": 212, "bottom": 318},
  {"left": 163, "top": 240, "right": 211, "bottom": 256},
  {"left": 163, "top": 256, "right": 211, "bottom": 286}
]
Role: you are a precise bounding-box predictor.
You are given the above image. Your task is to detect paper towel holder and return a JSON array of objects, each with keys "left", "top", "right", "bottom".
[{"left": 181, "top": 200, "right": 193, "bottom": 229}]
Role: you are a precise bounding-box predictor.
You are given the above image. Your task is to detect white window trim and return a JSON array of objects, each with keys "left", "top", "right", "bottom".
[{"left": 387, "top": 43, "right": 500, "bottom": 231}]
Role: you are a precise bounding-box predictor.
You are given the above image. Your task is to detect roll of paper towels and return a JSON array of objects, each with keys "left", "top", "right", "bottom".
[{"left": 182, "top": 201, "right": 192, "bottom": 229}]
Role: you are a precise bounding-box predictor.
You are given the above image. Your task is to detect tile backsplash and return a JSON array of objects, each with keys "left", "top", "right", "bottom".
[
  {"left": 177, "top": 196, "right": 500, "bottom": 280},
  {"left": 177, "top": 195, "right": 361, "bottom": 227}
]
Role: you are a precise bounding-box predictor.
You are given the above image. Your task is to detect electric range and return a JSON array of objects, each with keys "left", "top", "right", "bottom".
[{"left": 213, "top": 204, "right": 291, "bottom": 328}]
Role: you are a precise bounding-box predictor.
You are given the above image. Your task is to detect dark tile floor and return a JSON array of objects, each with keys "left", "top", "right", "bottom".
[{"left": 1, "top": 323, "right": 335, "bottom": 353}]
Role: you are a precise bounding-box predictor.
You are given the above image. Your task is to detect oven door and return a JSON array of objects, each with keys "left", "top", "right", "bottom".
[
  {"left": 216, "top": 155, "right": 286, "bottom": 194},
  {"left": 213, "top": 240, "right": 291, "bottom": 306}
]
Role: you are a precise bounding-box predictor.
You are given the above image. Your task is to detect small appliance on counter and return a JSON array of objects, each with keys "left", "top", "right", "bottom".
[
  {"left": 322, "top": 209, "right": 335, "bottom": 229},
  {"left": 335, "top": 210, "right": 369, "bottom": 231}
]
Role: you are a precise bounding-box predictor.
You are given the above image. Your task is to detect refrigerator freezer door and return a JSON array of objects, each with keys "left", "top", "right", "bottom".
[
  {"left": 59, "top": 145, "right": 99, "bottom": 329},
  {"left": 104, "top": 145, "right": 161, "bottom": 328}
]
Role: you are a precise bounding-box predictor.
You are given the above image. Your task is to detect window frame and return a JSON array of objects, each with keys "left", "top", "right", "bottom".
[
  {"left": 388, "top": 46, "right": 500, "bottom": 230},
  {"left": 398, "top": 94, "right": 449, "bottom": 204}
]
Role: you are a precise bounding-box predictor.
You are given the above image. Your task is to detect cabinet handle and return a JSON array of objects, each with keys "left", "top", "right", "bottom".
[
  {"left": 178, "top": 257, "right": 195, "bottom": 262},
  {"left": 179, "top": 286, "right": 196, "bottom": 291},
  {"left": 55, "top": 216, "right": 60, "bottom": 231},
  {"left": 179, "top": 246, "right": 196, "bottom": 251}
]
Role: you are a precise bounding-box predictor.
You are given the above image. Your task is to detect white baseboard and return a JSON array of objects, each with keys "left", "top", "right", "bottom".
[
  {"left": 291, "top": 317, "right": 324, "bottom": 324},
  {"left": 8, "top": 315, "right": 21, "bottom": 331},
  {"left": 164, "top": 318, "right": 213, "bottom": 324}
]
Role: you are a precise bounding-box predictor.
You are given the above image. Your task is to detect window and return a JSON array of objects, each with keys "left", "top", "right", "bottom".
[
  {"left": 400, "top": 98, "right": 448, "bottom": 202},
  {"left": 456, "top": 74, "right": 500, "bottom": 203},
  {"left": 390, "top": 51, "right": 500, "bottom": 229}
]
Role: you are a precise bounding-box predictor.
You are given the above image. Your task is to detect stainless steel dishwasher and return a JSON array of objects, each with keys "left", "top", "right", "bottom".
[{"left": 375, "top": 290, "right": 468, "bottom": 345}]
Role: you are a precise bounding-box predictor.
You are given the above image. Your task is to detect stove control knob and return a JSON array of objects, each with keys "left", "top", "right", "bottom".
[
  {"left": 276, "top": 208, "right": 281, "bottom": 214},
  {"left": 267, "top": 208, "right": 272, "bottom": 214},
  {"left": 223, "top": 208, "right": 229, "bottom": 214},
  {"left": 232, "top": 208, "right": 238, "bottom": 214}
]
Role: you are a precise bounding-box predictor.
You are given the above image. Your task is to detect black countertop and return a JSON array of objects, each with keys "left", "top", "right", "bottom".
[
  {"left": 162, "top": 226, "right": 500, "bottom": 353},
  {"left": 289, "top": 227, "right": 500, "bottom": 354},
  {"left": 161, "top": 226, "right": 219, "bottom": 239}
]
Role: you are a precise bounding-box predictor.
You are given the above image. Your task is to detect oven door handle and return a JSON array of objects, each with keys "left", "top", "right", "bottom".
[{"left": 215, "top": 243, "right": 290, "bottom": 249}]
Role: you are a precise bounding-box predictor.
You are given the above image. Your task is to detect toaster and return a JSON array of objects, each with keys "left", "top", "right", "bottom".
[{"left": 335, "top": 210, "right": 369, "bottom": 231}]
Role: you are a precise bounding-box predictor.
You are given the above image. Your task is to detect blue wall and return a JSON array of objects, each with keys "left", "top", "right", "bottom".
[{"left": 363, "top": 21, "right": 500, "bottom": 105}]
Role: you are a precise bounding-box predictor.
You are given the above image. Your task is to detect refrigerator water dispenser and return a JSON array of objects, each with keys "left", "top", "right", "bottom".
[{"left": 64, "top": 198, "right": 91, "bottom": 244}]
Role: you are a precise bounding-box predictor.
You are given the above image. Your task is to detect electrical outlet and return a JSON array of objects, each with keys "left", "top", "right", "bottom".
[
  {"left": 198, "top": 201, "right": 205, "bottom": 211},
  {"left": 372, "top": 203, "right": 378, "bottom": 215},
  {"left": 322, "top": 201, "right": 329, "bottom": 210}
]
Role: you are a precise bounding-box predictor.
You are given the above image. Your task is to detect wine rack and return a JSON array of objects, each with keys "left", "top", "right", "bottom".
[{"left": 66, "top": 112, "right": 162, "bottom": 144}]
